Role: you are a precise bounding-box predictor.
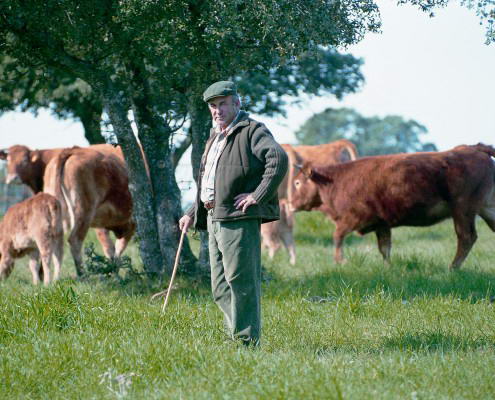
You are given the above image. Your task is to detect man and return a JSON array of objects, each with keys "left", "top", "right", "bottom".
[{"left": 179, "top": 80, "right": 288, "bottom": 346}]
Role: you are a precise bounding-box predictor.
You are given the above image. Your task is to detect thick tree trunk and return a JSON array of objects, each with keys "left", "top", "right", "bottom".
[
  {"left": 187, "top": 93, "right": 212, "bottom": 274},
  {"left": 127, "top": 66, "right": 198, "bottom": 277},
  {"left": 78, "top": 101, "right": 106, "bottom": 144},
  {"left": 101, "top": 86, "right": 164, "bottom": 277}
]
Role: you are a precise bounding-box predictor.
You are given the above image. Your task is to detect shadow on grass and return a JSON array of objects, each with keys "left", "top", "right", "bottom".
[
  {"left": 309, "top": 331, "right": 495, "bottom": 357},
  {"left": 382, "top": 331, "right": 495, "bottom": 352},
  {"left": 266, "top": 261, "right": 495, "bottom": 303}
]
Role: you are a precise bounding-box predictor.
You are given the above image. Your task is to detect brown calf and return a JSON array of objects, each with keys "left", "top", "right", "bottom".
[
  {"left": 260, "top": 140, "right": 358, "bottom": 264},
  {"left": 289, "top": 144, "right": 495, "bottom": 269},
  {"left": 0, "top": 193, "right": 64, "bottom": 285},
  {"left": 43, "top": 147, "right": 135, "bottom": 276}
]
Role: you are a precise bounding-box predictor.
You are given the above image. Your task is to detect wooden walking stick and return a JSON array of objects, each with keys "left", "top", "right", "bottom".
[{"left": 160, "top": 229, "right": 186, "bottom": 313}]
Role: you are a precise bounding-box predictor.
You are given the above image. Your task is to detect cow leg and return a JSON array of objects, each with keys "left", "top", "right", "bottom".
[
  {"left": 450, "top": 211, "right": 478, "bottom": 270},
  {"left": 69, "top": 219, "right": 92, "bottom": 277},
  {"left": 280, "top": 230, "right": 296, "bottom": 265},
  {"left": 95, "top": 228, "right": 115, "bottom": 259},
  {"left": 0, "top": 248, "right": 14, "bottom": 281},
  {"left": 114, "top": 222, "right": 136, "bottom": 258},
  {"left": 39, "top": 249, "right": 53, "bottom": 286},
  {"left": 267, "top": 244, "right": 277, "bottom": 259},
  {"left": 51, "top": 234, "right": 64, "bottom": 282},
  {"left": 333, "top": 225, "right": 352, "bottom": 264},
  {"left": 479, "top": 201, "right": 495, "bottom": 232},
  {"left": 375, "top": 226, "right": 392, "bottom": 263},
  {"left": 28, "top": 250, "right": 41, "bottom": 285}
]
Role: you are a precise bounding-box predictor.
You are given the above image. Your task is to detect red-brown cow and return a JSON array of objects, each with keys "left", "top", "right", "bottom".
[
  {"left": 289, "top": 143, "right": 495, "bottom": 269},
  {"left": 0, "top": 144, "right": 124, "bottom": 258},
  {"left": 0, "top": 193, "right": 64, "bottom": 285},
  {"left": 260, "top": 140, "right": 358, "bottom": 264},
  {"left": 43, "top": 146, "right": 135, "bottom": 276}
]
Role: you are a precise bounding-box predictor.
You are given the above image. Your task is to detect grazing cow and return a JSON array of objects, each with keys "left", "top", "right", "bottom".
[
  {"left": 43, "top": 147, "right": 135, "bottom": 276},
  {"left": 0, "top": 144, "right": 124, "bottom": 258},
  {"left": 0, "top": 193, "right": 63, "bottom": 285},
  {"left": 289, "top": 143, "right": 495, "bottom": 270},
  {"left": 260, "top": 140, "right": 358, "bottom": 264}
]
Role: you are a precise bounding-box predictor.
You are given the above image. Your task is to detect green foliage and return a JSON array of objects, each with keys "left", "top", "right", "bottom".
[
  {"left": 399, "top": 0, "right": 495, "bottom": 44},
  {"left": 295, "top": 107, "right": 438, "bottom": 155},
  {"left": 83, "top": 242, "right": 144, "bottom": 282},
  {"left": 238, "top": 47, "right": 365, "bottom": 117}
]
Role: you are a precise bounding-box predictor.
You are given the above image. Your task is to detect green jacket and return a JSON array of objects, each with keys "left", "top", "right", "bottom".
[{"left": 187, "top": 111, "right": 288, "bottom": 231}]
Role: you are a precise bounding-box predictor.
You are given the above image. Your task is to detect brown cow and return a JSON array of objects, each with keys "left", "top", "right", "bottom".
[
  {"left": 0, "top": 144, "right": 124, "bottom": 258},
  {"left": 43, "top": 147, "right": 135, "bottom": 276},
  {"left": 0, "top": 193, "right": 64, "bottom": 285},
  {"left": 289, "top": 143, "right": 495, "bottom": 269},
  {"left": 260, "top": 140, "right": 358, "bottom": 264}
]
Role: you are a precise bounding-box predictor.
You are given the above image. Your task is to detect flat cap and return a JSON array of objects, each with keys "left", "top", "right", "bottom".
[{"left": 203, "top": 80, "right": 237, "bottom": 102}]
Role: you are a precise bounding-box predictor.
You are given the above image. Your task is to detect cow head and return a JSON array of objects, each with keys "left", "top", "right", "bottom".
[
  {"left": 288, "top": 162, "right": 323, "bottom": 212},
  {"left": 2, "top": 145, "right": 39, "bottom": 188},
  {"left": 280, "top": 144, "right": 319, "bottom": 213}
]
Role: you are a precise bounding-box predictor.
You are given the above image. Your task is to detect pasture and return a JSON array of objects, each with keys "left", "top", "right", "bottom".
[{"left": 1, "top": 212, "right": 495, "bottom": 399}]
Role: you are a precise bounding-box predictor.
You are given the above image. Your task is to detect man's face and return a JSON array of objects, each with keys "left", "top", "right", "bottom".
[{"left": 207, "top": 95, "right": 239, "bottom": 131}]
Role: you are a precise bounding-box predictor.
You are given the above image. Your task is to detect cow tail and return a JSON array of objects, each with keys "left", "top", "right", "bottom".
[
  {"left": 47, "top": 196, "right": 64, "bottom": 238},
  {"left": 53, "top": 148, "right": 76, "bottom": 231}
]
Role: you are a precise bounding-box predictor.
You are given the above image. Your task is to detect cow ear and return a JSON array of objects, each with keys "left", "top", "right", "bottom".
[
  {"left": 292, "top": 163, "right": 303, "bottom": 172},
  {"left": 30, "top": 152, "right": 40, "bottom": 162},
  {"left": 301, "top": 165, "right": 313, "bottom": 178},
  {"left": 0, "top": 150, "right": 7, "bottom": 160}
]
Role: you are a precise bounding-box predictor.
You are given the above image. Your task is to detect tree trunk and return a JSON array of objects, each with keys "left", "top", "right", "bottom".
[
  {"left": 101, "top": 86, "right": 164, "bottom": 277},
  {"left": 187, "top": 93, "right": 212, "bottom": 274},
  {"left": 127, "top": 66, "right": 198, "bottom": 277},
  {"left": 78, "top": 101, "right": 106, "bottom": 144}
]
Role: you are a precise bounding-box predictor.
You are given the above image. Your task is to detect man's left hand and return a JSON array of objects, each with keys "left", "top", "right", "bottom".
[{"left": 234, "top": 193, "right": 257, "bottom": 213}]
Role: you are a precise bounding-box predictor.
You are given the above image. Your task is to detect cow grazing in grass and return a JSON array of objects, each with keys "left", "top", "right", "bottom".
[
  {"left": 289, "top": 143, "right": 495, "bottom": 270},
  {"left": 0, "top": 193, "right": 64, "bottom": 285},
  {"left": 43, "top": 146, "right": 135, "bottom": 276},
  {"left": 0, "top": 144, "right": 125, "bottom": 260},
  {"left": 260, "top": 140, "right": 358, "bottom": 264}
]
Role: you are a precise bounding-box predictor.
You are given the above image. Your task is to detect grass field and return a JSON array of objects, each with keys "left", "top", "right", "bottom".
[{"left": 1, "top": 212, "right": 495, "bottom": 399}]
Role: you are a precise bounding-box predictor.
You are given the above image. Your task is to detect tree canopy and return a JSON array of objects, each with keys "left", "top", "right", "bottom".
[
  {"left": 295, "top": 107, "right": 438, "bottom": 155},
  {"left": 0, "top": 1, "right": 381, "bottom": 277}
]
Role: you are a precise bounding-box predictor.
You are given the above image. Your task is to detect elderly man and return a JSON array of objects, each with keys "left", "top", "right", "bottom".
[{"left": 179, "top": 80, "right": 288, "bottom": 346}]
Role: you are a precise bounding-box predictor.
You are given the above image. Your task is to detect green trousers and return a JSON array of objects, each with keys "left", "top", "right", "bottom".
[{"left": 207, "top": 213, "right": 262, "bottom": 345}]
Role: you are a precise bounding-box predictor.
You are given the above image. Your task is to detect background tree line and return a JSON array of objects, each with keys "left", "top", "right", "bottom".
[{"left": 295, "top": 107, "right": 437, "bottom": 155}]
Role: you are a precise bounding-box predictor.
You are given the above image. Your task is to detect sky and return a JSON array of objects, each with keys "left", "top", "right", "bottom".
[{"left": 1, "top": 1, "right": 494, "bottom": 198}]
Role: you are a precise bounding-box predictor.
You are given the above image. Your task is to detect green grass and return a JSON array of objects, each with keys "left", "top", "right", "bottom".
[{"left": 1, "top": 213, "right": 495, "bottom": 399}]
